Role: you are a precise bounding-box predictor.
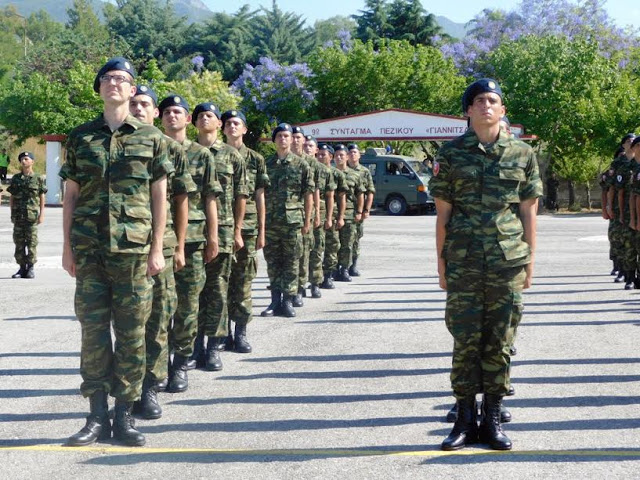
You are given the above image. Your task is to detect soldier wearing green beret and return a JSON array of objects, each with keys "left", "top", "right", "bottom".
[
  {"left": 430, "top": 78, "right": 542, "bottom": 451},
  {"left": 61, "top": 57, "right": 174, "bottom": 447}
]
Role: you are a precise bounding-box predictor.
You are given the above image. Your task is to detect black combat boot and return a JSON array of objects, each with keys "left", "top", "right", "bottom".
[
  {"left": 156, "top": 377, "right": 168, "bottom": 392},
  {"left": 205, "top": 338, "right": 223, "bottom": 371},
  {"left": 615, "top": 270, "right": 624, "bottom": 283},
  {"left": 234, "top": 323, "right": 252, "bottom": 353},
  {"left": 310, "top": 284, "right": 322, "bottom": 298},
  {"left": 24, "top": 263, "right": 34, "bottom": 279},
  {"left": 292, "top": 287, "right": 304, "bottom": 307},
  {"left": 336, "top": 265, "right": 352, "bottom": 282},
  {"left": 320, "top": 272, "right": 335, "bottom": 289},
  {"left": 509, "top": 345, "right": 517, "bottom": 356},
  {"left": 190, "top": 331, "right": 206, "bottom": 369},
  {"left": 610, "top": 260, "right": 619, "bottom": 276},
  {"left": 134, "top": 377, "right": 162, "bottom": 419},
  {"left": 624, "top": 271, "right": 635, "bottom": 290},
  {"left": 11, "top": 264, "right": 26, "bottom": 278},
  {"left": 168, "top": 354, "right": 189, "bottom": 392},
  {"left": 478, "top": 394, "right": 512, "bottom": 450},
  {"left": 441, "top": 396, "right": 479, "bottom": 451},
  {"left": 67, "top": 390, "right": 111, "bottom": 446},
  {"left": 261, "top": 289, "right": 282, "bottom": 317},
  {"left": 348, "top": 256, "right": 361, "bottom": 277},
  {"left": 446, "top": 401, "right": 458, "bottom": 423},
  {"left": 507, "top": 384, "right": 515, "bottom": 396},
  {"left": 113, "top": 400, "right": 145, "bottom": 446},
  {"left": 279, "top": 294, "right": 296, "bottom": 318},
  {"left": 223, "top": 319, "right": 234, "bottom": 351}
]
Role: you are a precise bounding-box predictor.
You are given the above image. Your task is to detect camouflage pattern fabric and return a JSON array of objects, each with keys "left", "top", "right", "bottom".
[
  {"left": 337, "top": 167, "right": 364, "bottom": 267},
  {"left": 200, "top": 252, "right": 233, "bottom": 337},
  {"left": 8, "top": 173, "right": 47, "bottom": 265},
  {"left": 236, "top": 144, "right": 270, "bottom": 235},
  {"left": 350, "top": 163, "right": 375, "bottom": 258},
  {"left": 323, "top": 167, "right": 347, "bottom": 276},
  {"left": 296, "top": 154, "right": 319, "bottom": 289},
  {"left": 12, "top": 221, "right": 38, "bottom": 265},
  {"left": 308, "top": 161, "right": 334, "bottom": 285},
  {"left": 264, "top": 152, "right": 314, "bottom": 296},
  {"left": 612, "top": 157, "right": 634, "bottom": 271},
  {"left": 228, "top": 232, "right": 258, "bottom": 325}
]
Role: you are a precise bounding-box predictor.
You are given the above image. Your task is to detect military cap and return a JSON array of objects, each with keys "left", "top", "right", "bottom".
[
  {"left": 462, "top": 78, "right": 503, "bottom": 113},
  {"left": 318, "top": 143, "right": 334, "bottom": 154},
  {"left": 292, "top": 126, "right": 305, "bottom": 135},
  {"left": 347, "top": 143, "right": 360, "bottom": 151},
  {"left": 134, "top": 85, "right": 158, "bottom": 106},
  {"left": 192, "top": 102, "right": 221, "bottom": 125},
  {"left": 18, "top": 151, "right": 34, "bottom": 161},
  {"left": 159, "top": 94, "right": 190, "bottom": 115},
  {"left": 621, "top": 133, "right": 636, "bottom": 145},
  {"left": 334, "top": 144, "right": 348, "bottom": 152},
  {"left": 631, "top": 136, "right": 640, "bottom": 148},
  {"left": 304, "top": 134, "right": 317, "bottom": 144},
  {"left": 272, "top": 123, "right": 293, "bottom": 142},
  {"left": 93, "top": 56, "right": 136, "bottom": 93},
  {"left": 221, "top": 109, "right": 247, "bottom": 126}
]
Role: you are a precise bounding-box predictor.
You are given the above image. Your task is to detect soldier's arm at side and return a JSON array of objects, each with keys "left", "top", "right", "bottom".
[
  {"left": 256, "top": 187, "right": 266, "bottom": 250},
  {"left": 38, "top": 192, "right": 45, "bottom": 224},
  {"left": 302, "top": 191, "right": 313, "bottom": 235},
  {"left": 601, "top": 188, "right": 609, "bottom": 219},
  {"left": 233, "top": 194, "right": 247, "bottom": 251},
  {"left": 519, "top": 197, "right": 538, "bottom": 290},
  {"left": 337, "top": 191, "right": 346, "bottom": 229},
  {"left": 148, "top": 176, "right": 168, "bottom": 277},
  {"left": 173, "top": 193, "right": 188, "bottom": 271},
  {"left": 606, "top": 187, "right": 614, "bottom": 218},
  {"left": 617, "top": 188, "right": 625, "bottom": 223},
  {"left": 204, "top": 194, "right": 219, "bottom": 263},
  {"left": 635, "top": 194, "right": 640, "bottom": 229},
  {"left": 62, "top": 180, "right": 80, "bottom": 277},
  {"left": 9, "top": 194, "right": 13, "bottom": 210},
  {"left": 630, "top": 191, "right": 636, "bottom": 229},
  {"left": 355, "top": 192, "right": 364, "bottom": 223},
  {"left": 434, "top": 198, "right": 452, "bottom": 291},
  {"left": 325, "top": 190, "right": 334, "bottom": 230}
]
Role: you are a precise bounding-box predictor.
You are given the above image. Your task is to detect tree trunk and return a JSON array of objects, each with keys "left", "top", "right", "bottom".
[
  {"left": 568, "top": 180, "right": 576, "bottom": 208},
  {"left": 585, "top": 182, "right": 592, "bottom": 210}
]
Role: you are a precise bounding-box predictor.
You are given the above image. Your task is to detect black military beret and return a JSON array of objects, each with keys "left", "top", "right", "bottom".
[
  {"left": 221, "top": 109, "right": 247, "bottom": 126},
  {"left": 462, "top": 78, "right": 503, "bottom": 113},
  {"left": 192, "top": 103, "right": 221, "bottom": 125},
  {"left": 292, "top": 126, "right": 305, "bottom": 135},
  {"left": 93, "top": 56, "right": 136, "bottom": 93},
  {"left": 134, "top": 85, "right": 158, "bottom": 106},
  {"left": 333, "top": 144, "right": 348, "bottom": 152},
  {"left": 347, "top": 143, "right": 360, "bottom": 151},
  {"left": 159, "top": 94, "right": 190, "bottom": 115},
  {"left": 272, "top": 123, "right": 294, "bottom": 142},
  {"left": 304, "top": 134, "right": 317, "bottom": 144},
  {"left": 18, "top": 151, "right": 34, "bottom": 161},
  {"left": 631, "top": 136, "right": 640, "bottom": 148},
  {"left": 318, "top": 143, "right": 334, "bottom": 154},
  {"left": 621, "top": 133, "right": 636, "bottom": 145}
]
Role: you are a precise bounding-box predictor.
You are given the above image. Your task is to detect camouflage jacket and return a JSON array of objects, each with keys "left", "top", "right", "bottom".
[
  {"left": 60, "top": 114, "right": 174, "bottom": 254},
  {"left": 331, "top": 166, "right": 348, "bottom": 219},
  {"left": 339, "top": 166, "right": 365, "bottom": 222},
  {"left": 8, "top": 172, "right": 47, "bottom": 223},
  {"left": 429, "top": 129, "right": 543, "bottom": 269},
  {"left": 180, "top": 139, "right": 222, "bottom": 248},
  {"left": 351, "top": 162, "right": 376, "bottom": 194},
  {"left": 236, "top": 144, "right": 270, "bottom": 235},
  {"left": 314, "top": 160, "right": 335, "bottom": 221},
  {"left": 265, "top": 152, "right": 315, "bottom": 227},
  {"left": 613, "top": 156, "right": 633, "bottom": 220}
]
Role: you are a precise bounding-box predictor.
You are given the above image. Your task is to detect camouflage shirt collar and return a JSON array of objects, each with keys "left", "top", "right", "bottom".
[
  {"left": 96, "top": 113, "right": 140, "bottom": 131},
  {"left": 463, "top": 128, "right": 510, "bottom": 150}
]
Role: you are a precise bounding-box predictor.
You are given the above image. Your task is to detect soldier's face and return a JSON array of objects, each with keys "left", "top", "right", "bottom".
[
  {"left": 19, "top": 156, "right": 33, "bottom": 168},
  {"left": 223, "top": 118, "right": 247, "bottom": 140},
  {"left": 99, "top": 69, "right": 135, "bottom": 105},
  {"left": 196, "top": 111, "right": 221, "bottom": 132},
  {"left": 275, "top": 131, "right": 292, "bottom": 150},
  {"left": 162, "top": 106, "right": 189, "bottom": 132},
  {"left": 317, "top": 149, "right": 332, "bottom": 165},
  {"left": 468, "top": 93, "right": 505, "bottom": 126},
  {"left": 335, "top": 150, "right": 347, "bottom": 167},
  {"left": 348, "top": 149, "right": 360, "bottom": 166},
  {"left": 292, "top": 133, "right": 305, "bottom": 150},
  {"left": 129, "top": 95, "right": 159, "bottom": 125},
  {"left": 304, "top": 140, "right": 317, "bottom": 156}
]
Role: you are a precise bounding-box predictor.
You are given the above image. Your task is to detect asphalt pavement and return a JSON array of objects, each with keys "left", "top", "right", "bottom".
[{"left": 1, "top": 206, "right": 639, "bottom": 479}]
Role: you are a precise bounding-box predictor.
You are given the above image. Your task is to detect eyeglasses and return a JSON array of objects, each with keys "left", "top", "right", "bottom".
[{"left": 99, "top": 74, "right": 131, "bottom": 86}]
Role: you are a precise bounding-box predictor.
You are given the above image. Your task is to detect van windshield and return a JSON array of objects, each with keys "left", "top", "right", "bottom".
[{"left": 408, "top": 160, "right": 432, "bottom": 178}]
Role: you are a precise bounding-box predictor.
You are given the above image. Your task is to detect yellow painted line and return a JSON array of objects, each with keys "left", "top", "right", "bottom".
[{"left": 1, "top": 445, "right": 640, "bottom": 458}]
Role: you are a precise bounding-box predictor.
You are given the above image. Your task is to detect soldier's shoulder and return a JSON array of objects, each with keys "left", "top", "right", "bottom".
[
  {"left": 68, "top": 116, "right": 104, "bottom": 139},
  {"left": 130, "top": 119, "right": 164, "bottom": 141}
]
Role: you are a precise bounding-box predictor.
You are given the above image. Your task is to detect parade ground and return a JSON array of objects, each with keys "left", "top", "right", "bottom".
[{"left": 1, "top": 206, "right": 639, "bottom": 479}]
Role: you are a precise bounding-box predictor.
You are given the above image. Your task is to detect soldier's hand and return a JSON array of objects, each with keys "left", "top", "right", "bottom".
[
  {"left": 37, "top": 215, "right": 44, "bottom": 225},
  {"left": 204, "top": 241, "right": 219, "bottom": 263},
  {"left": 438, "top": 273, "right": 447, "bottom": 290},
  {"left": 174, "top": 248, "right": 186, "bottom": 272},
  {"left": 314, "top": 215, "right": 321, "bottom": 229},
  {"left": 523, "top": 263, "right": 534, "bottom": 289},
  {"left": 324, "top": 219, "right": 333, "bottom": 230},
  {"left": 301, "top": 224, "right": 310, "bottom": 235},
  {"left": 336, "top": 218, "right": 345, "bottom": 230},
  {"left": 62, "top": 246, "right": 76, "bottom": 278},
  {"left": 363, "top": 211, "right": 370, "bottom": 220},
  {"left": 256, "top": 232, "right": 265, "bottom": 251},
  {"left": 147, "top": 250, "right": 165, "bottom": 277},
  {"left": 234, "top": 233, "right": 244, "bottom": 252}
]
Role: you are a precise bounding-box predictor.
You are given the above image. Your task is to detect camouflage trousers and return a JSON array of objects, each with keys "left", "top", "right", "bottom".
[
  {"left": 618, "top": 223, "right": 635, "bottom": 272},
  {"left": 264, "top": 225, "right": 302, "bottom": 296},
  {"left": 200, "top": 252, "right": 233, "bottom": 338},
  {"left": 297, "top": 229, "right": 315, "bottom": 289},
  {"left": 608, "top": 220, "right": 615, "bottom": 261},
  {"left": 353, "top": 221, "right": 364, "bottom": 260},
  {"left": 13, "top": 220, "right": 38, "bottom": 265},
  {"left": 338, "top": 221, "right": 357, "bottom": 267},
  {"left": 74, "top": 250, "right": 153, "bottom": 401},
  {"left": 171, "top": 245, "right": 205, "bottom": 358},
  {"left": 323, "top": 224, "right": 340, "bottom": 274},
  {"left": 445, "top": 259, "right": 526, "bottom": 399},
  {"left": 229, "top": 232, "right": 258, "bottom": 325},
  {"left": 309, "top": 226, "right": 326, "bottom": 285},
  {"left": 145, "top": 255, "right": 176, "bottom": 382}
]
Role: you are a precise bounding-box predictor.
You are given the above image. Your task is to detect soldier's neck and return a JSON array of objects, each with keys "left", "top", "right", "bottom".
[
  {"left": 166, "top": 129, "right": 186, "bottom": 143},
  {"left": 103, "top": 104, "right": 130, "bottom": 132},
  {"left": 276, "top": 147, "right": 290, "bottom": 158},
  {"left": 472, "top": 123, "right": 501, "bottom": 144},
  {"left": 226, "top": 137, "right": 243, "bottom": 149},
  {"left": 291, "top": 147, "right": 303, "bottom": 156},
  {"left": 21, "top": 167, "right": 33, "bottom": 175},
  {"left": 197, "top": 131, "right": 218, "bottom": 148}
]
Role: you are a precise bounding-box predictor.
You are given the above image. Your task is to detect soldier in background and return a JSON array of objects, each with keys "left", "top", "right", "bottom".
[
  {"left": 61, "top": 57, "right": 173, "bottom": 447},
  {"left": 321, "top": 145, "right": 347, "bottom": 288},
  {"left": 347, "top": 144, "right": 375, "bottom": 276}
]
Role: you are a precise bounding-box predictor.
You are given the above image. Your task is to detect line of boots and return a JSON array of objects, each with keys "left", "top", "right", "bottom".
[
  {"left": 12, "top": 263, "right": 34, "bottom": 279},
  {"left": 260, "top": 289, "right": 296, "bottom": 318},
  {"left": 441, "top": 394, "right": 512, "bottom": 451},
  {"left": 67, "top": 390, "right": 145, "bottom": 447}
]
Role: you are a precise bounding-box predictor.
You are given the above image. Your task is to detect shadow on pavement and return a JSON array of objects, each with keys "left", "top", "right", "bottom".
[
  {"left": 241, "top": 352, "right": 451, "bottom": 362},
  {"left": 0, "top": 368, "right": 78, "bottom": 376},
  {"left": 297, "top": 317, "right": 439, "bottom": 324},
  {"left": 2, "top": 315, "right": 76, "bottom": 322},
  {"left": 424, "top": 448, "right": 640, "bottom": 464},
  {"left": 217, "top": 367, "right": 450, "bottom": 381},
  {"left": 433, "top": 395, "right": 640, "bottom": 410},
  {"left": 0, "top": 351, "right": 79, "bottom": 358},
  {"left": 0, "top": 388, "right": 78, "bottom": 398}
]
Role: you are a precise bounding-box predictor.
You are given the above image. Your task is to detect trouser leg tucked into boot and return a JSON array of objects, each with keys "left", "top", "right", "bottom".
[
  {"left": 336, "top": 265, "right": 352, "bottom": 282},
  {"left": 190, "top": 331, "right": 206, "bottom": 369},
  {"left": 279, "top": 294, "right": 296, "bottom": 318},
  {"left": 11, "top": 265, "right": 25, "bottom": 279},
  {"left": 625, "top": 270, "right": 635, "bottom": 290},
  {"left": 67, "top": 390, "right": 111, "bottom": 446},
  {"left": 310, "top": 284, "right": 322, "bottom": 298},
  {"left": 320, "top": 272, "right": 335, "bottom": 289},
  {"left": 441, "top": 396, "right": 478, "bottom": 451},
  {"left": 292, "top": 287, "right": 304, "bottom": 307},
  {"left": 113, "top": 400, "right": 145, "bottom": 447},
  {"left": 134, "top": 377, "right": 162, "bottom": 419},
  {"left": 234, "top": 323, "right": 252, "bottom": 353},
  {"left": 168, "top": 354, "right": 189, "bottom": 392},
  {"left": 348, "top": 256, "right": 360, "bottom": 277},
  {"left": 205, "top": 337, "right": 223, "bottom": 371},
  {"left": 261, "top": 289, "right": 281, "bottom": 317},
  {"left": 479, "top": 393, "right": 512, "bottom": 450}
]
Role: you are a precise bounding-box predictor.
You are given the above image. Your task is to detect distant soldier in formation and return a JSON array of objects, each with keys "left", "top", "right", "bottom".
[
  {"left": 322, "top": 144, "right": 347, "bottom": 288},
  {"left": 347, "top": 143, "right": 375, "bottom": 276}
]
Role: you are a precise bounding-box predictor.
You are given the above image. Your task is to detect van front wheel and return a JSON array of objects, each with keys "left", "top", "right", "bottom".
[{"left": 386, "top": 196, "right": 407, "bottom": 216}]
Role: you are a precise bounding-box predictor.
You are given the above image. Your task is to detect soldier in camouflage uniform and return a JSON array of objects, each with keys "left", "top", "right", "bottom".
[
  {"left": 429, "top": 79, "right": 542, "bottom": 451},
  {"left": 628, "top": 137, "right": 640, "bottom": 287},
  {"left": 223, "top": 109, "right": 270, "bottom": 353},
  {"left": 347, "top": 143, "right": 375, "bottom": 276},
  {"left": 61, "top": 57, "right": 174, "bottom": 447},
  {"left": 334, "top": 144, "right": 364, "bottom": 282},
  {"left": 604, "top": 143, "right": 630, "bottom": 281},
  {"left": 129, "top": 87, "right": 195, "bottom": 419},
  {"left": 8, "top": 151, "right": 46, "bottom": 279},
  {"left": 261, "top": 123, "right": 314, "bottom": 318},
  {"left": 194, "top": 103, "right": 248, "bottom": 372},
  {"left": 305, "top": 137, "right": 335, "bottom": 298},
  {"left": 290, "top": 126, "right": 320, "bottom": 307},
  {"left": 321, "top": 145, "right": 347, "bottom": 288},
  {"left": 159, "top": 96, "right": 222, "bottom": 386}
]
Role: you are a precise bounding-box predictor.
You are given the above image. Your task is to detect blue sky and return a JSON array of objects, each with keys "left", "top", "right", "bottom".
[{"left": 202, "top": 0, "right": 634, "bottom": 29}]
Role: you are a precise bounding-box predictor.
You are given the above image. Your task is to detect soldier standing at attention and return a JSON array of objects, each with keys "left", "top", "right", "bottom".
[
  {"left": 347, "top": 144, "right": 375, "bottom": 276},
  {"left": 222, "top": 109, "right": 269, "bottom": 353},
  {"left": 429, "top": 78, "right": 542, "bottom": 451},
  {"left": 605, "top": 142, "right": 631, "bottom": 282},
  {"left": 159, "top": 96, "right": 221, "bottom": 384},
  {"left": 334, "top": 144, "right": 364, "bottom": 282},
  {"left": 321, "top": 144, "right": 347, "bottom": 288},
  {"left": 8, "top": 151, "right": 46, "bottom": 279},
  {"left": 194, "top": 103, "right": 248, "bottom": 372},
  {"left": 261, "top": 123, "right": 314, "bottom": 317},
  {"left": 305, "top": 136, "right": 335, "bottom": 298},
  {"left": 61, "top": 57, "right": 173, "bottom": 447},
  {"left": 128, "top": 87, "right": 194, "bottom": 418}
]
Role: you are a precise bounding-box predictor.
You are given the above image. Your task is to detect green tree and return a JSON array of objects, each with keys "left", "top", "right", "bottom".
[
  {"left": 387, "top": 0, "right": 443, "bottom": 46},
  {"left": 353, "top": 0, "right": 392, "bottom": 46},
  {"left": 314, "top": 16, "right": 356, "bottom": 46}
]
